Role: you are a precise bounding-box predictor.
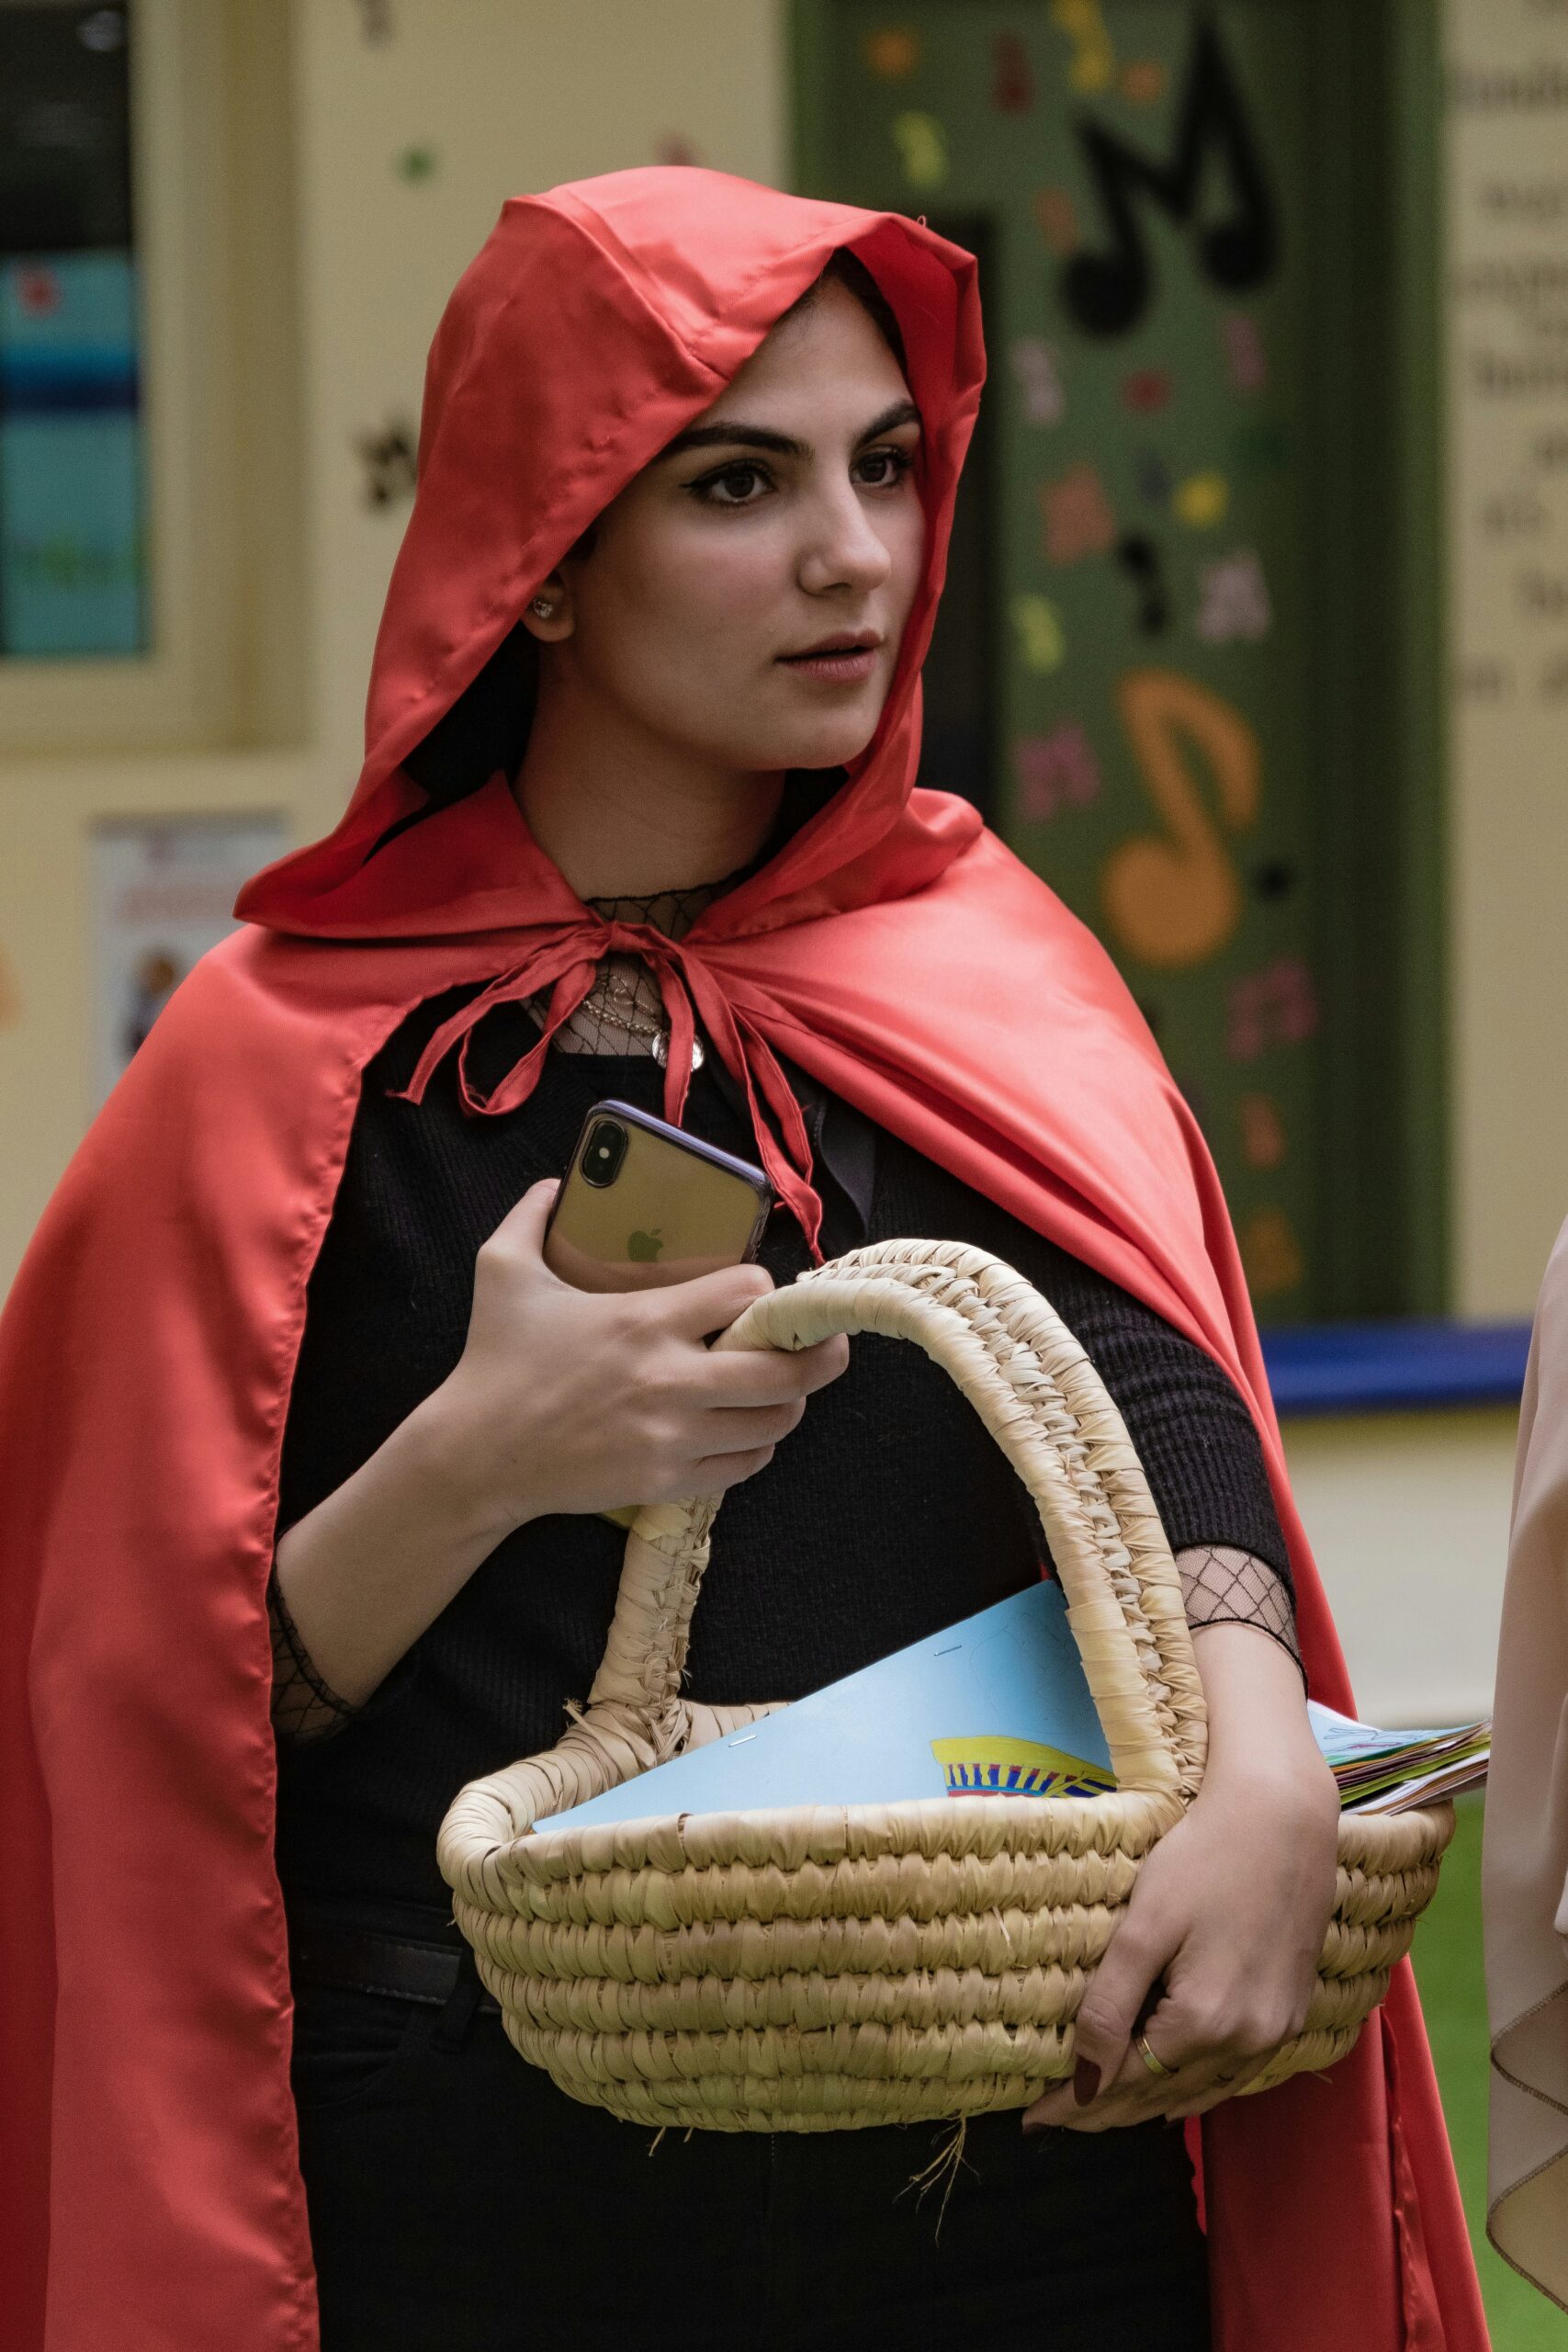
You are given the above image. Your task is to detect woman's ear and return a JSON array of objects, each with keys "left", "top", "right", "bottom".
[{"left": 520, "top": 569, "right": 574, "bottom": 643}]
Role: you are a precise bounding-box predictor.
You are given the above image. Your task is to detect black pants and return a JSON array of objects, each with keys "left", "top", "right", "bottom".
[{"left": 292, "top": 1977, "right": 1211, "bottom": 2352}]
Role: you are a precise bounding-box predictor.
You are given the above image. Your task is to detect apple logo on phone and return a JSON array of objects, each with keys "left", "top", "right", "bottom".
[{"left": 627, "top": 1227, "right": 664, "bottom": 1263}]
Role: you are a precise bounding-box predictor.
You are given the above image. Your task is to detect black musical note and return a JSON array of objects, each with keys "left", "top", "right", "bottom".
[
  {"left": 1114, "top": 533, "right": 1169, "bottom": 634},
  {"left": 1059, "top": 22, "right": 1277, "bottom": 338}
]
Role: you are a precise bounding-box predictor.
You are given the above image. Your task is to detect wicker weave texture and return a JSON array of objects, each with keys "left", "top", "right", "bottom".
[{"left": 440, "top": 1239, "right": 1452, "bottom": 2131}]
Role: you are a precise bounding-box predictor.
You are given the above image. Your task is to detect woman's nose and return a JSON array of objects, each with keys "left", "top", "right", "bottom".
[{"left": 796, "top": 483, "right": 894, "bottom": 598}]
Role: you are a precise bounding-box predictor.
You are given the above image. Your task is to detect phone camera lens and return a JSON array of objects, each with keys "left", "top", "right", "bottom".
[{"left": 581, "top": 1119, "right": 628, "bottom": 1188}]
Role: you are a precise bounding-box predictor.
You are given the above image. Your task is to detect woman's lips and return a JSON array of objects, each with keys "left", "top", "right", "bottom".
[{"left": 777, "top": 645, "right": 879, "bottom": 684}]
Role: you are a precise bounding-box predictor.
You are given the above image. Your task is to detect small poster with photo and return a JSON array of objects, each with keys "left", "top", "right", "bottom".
[{"left": 90, "top": 813, "right": 288, "bottom": 1105}]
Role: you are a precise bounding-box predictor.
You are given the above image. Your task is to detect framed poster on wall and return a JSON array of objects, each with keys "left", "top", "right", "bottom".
[{"left": 89, "top": 811, "right": 287, "bottom": 1106}]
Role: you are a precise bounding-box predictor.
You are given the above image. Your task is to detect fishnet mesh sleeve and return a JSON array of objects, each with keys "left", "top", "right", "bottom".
[
  {"left": 267, "top": 1563, "right": 361, "bottom": 1744},
  {"left": 1175, "top": 1543, "right": 1303, "bottom": 1675}
]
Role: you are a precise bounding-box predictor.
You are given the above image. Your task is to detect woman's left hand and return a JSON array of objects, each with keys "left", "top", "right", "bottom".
[{"left": 1023, "top": 1626, "right": 1342, "bottom": 2132}]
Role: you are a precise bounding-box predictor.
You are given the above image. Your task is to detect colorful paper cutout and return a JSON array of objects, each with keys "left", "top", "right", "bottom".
[
  {"left": 1239, "top": 1092, "right": 1287, "bottom": 1170},
  {"left": 1114, "top": 533, "right": 1169, "bottom": 633},
  {"left": 1100, "top": 670, "right": 1260, "bottom": 969},
  {"left": 1225, "top": 958, "right": 1318, "bottom": 1061},
  {"left": 1222, "top": 310, "right": 1268, "bottom": 393},
  {"left": 891, "top": 110, "right": 948, "bottom": 190},
  {"left": 353, "top": 416, "right": 417, "bottom": 507},
  {"left": 1174, "top": 470, "right": 1230, "bottom": 527},
  {"left": 1239, "top": 1206, "right": 1305, "bottom": 1297},
  {"left": 1197, "top": 548, "right": 1271, "bottom": 642},
  {"left": 1015, "top": 721, "right": 1100, "bottom": 820},
  {"left": 1230, "top": 417, "right": 1290, "bottom": 471},
  {"left": 1034, "top": 187, "right": 1079, "bottom": 256},
  {"left": 1042, "top": 460, "right": 1116, "bottom": 563},
  {"left": 1135, "top": 449, "right": 1172, "bottom": 506},
  {"left": 1057, "top": 23, "right": 1277, "bottom": 338},
  {"left": 1120, "top": 59, "right": 1168, "bottom": 104},
  {"left": 1011, "top": 594, "right": 1066, "bottom": 673},
  {"left": 992, "top": 32, "right": 1034, "bottom": 113},
  {"left": 1122, "top": 368, "right": 1172, "bottom": 414},
  {"left": 1010, "top": 337, "right": 1065, "bottom": 426},
  {"left": 863, "top": 28, "right": 920, "bottom": 79},
  {"left": 1049, "top": 0, "right": 1114, "bottom": 94}
]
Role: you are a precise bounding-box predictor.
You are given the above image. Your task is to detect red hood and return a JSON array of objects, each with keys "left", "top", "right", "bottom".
[{"left": 238, "top": 167, "right": 987, "bottom": 941}]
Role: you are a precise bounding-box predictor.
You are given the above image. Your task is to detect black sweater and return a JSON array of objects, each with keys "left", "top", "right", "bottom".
[{"left": 273, "top": 990, "right": 1292, "bottom": 1921}]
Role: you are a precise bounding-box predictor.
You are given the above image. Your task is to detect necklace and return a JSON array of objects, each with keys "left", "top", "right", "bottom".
[{"left": 557, "top": 957, "right": 706, "bottom": 1069}]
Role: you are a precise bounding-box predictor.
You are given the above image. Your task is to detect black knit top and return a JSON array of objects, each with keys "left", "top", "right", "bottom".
[{"left": 272, "top": 981, "right": 1293, "bottom": 1924}]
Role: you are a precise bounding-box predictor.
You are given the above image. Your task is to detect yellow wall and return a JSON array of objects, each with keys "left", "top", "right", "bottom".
[{"left": 1445, "top": 0, "right": 1568, "bottom": 1318}]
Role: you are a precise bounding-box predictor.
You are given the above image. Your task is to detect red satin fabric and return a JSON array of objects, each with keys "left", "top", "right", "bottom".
[{"left": 1, "top": 169, "right": 1485, "bottom": 2347}]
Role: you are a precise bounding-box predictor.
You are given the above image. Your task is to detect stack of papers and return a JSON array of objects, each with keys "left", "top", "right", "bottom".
[
  {"left": 1306, "top": 1704, "right": 1491, "bottom": 1814},
  {"left": 533, "top": 1579, "right": 1491, "bottom": 1837}
]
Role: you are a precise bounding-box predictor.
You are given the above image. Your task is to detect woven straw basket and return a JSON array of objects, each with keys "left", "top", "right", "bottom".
[{"left": 439, "top": 1238, "right": 1452, "bottom": 2132}]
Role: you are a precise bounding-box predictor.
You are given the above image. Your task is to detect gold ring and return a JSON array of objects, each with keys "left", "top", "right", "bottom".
[{"left": 1134, "top": 2030, "right": 1174, "bottom": 2080}]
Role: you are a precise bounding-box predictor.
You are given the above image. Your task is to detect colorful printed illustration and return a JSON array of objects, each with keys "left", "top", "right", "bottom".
[
  {"left": 933, "top": 1736, "right": 1116, "bottom": 1799},
  {"left": 1225, "top": 958, "right": 1319, "bottom": 1060},
  {"left": 1011, "top": 335, "right": 1066, "bottom": 425},
  {"left": 1197, "top": 548, "right": 1271, "bottom": 641},
  {"left": 1101, "top": 671, "right": 1260, "bottom": 969},
  {"left": 1016, "top": 721, "right": 1100, "bottom": 820},
  {"left": 890, "top": 109, "right": 949, "bottom": 188},
  {"left": 1011, "top": 593, "right": 1066, "bottom": 673},
  {"left": 1042, "top": 459, "right": 1116, "bottom": 562}
]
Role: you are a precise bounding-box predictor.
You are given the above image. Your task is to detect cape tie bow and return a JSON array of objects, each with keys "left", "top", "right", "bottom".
[{"left": 394, "top": 917, "right": 826, "bottom": 1261}]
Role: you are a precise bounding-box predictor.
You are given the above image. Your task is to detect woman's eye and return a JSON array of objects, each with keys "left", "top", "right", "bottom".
[
  {"left": 854, "top": 447, "right": 915, "bottom": 489},
  {"left": 695, "top": 463, "right": 771, "bottom": 506}
]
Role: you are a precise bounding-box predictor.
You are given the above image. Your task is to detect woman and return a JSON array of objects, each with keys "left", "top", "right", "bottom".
[
  {"left": 2, "top": 170, "right": 1483, "bottom": 2352},
  {"left": 1486, "top": 1216, "right": 1568, "bottom": 2309}
]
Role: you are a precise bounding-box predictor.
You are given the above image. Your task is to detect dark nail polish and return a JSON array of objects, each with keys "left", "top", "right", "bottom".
[{"left": 1073, "top": 2059, "right": 1100, "bottom": 2107}]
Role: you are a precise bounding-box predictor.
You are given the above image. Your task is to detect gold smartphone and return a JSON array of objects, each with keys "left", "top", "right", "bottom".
[{"left": 542, "top": 1101, "right": 775, "bottom": 1525}]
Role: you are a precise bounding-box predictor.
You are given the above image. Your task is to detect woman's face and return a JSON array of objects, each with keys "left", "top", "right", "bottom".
[{"left": 528, "top": 277, "right": 926, "bottom": 777}]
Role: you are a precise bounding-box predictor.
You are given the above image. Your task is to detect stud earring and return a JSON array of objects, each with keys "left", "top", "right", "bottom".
[{"left": 530, "top": 596, "right": 555, "bottom": 618}]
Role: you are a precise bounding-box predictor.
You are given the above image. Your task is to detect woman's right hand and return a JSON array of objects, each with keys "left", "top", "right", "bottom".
[{"left": 421, "top": 1177, "right": 851, "bottom": 1535}]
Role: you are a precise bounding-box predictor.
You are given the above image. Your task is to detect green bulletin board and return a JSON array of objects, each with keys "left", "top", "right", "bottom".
[{"left": 795, "top": 1, "right": 1438, "bottom": 1324}]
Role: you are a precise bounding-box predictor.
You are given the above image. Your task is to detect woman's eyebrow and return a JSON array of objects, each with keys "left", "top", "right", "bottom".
[{"left": 660, "top": 397, "right": 922, "bottom": 464}]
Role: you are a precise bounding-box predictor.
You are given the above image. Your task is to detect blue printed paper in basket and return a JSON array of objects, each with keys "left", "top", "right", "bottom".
[{"left": 536, "top": 1578, "right": 1117, "bottom": 1834}]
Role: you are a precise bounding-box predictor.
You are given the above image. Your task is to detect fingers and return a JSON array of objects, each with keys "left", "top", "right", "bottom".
[
  {"left": 1064, "top": 1914, "right": 1174, "bottom": 2107},
  {"left": 481, "top": 1176, "right": 561, "bottom": 1260},
  {"left": 660, "top": 1261, "right": 776, "bottom": 1339},
  {"left": 699, "top": 1331, "right": 851, "bottom": 1407}
]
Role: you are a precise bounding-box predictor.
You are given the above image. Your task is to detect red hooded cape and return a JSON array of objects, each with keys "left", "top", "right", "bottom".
[{"left": 1, "top": 169, "right": 1485, "bottom": 2350}]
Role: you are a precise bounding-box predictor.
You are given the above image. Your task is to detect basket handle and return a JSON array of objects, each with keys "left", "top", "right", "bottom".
[{"left": 584, "top": 1238, "right": 1207, "bottom": 1802}]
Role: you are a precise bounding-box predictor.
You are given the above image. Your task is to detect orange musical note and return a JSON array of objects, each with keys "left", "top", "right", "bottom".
[{"left": 1100, "top": 670, "right": 1259, "bottom": 968}]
